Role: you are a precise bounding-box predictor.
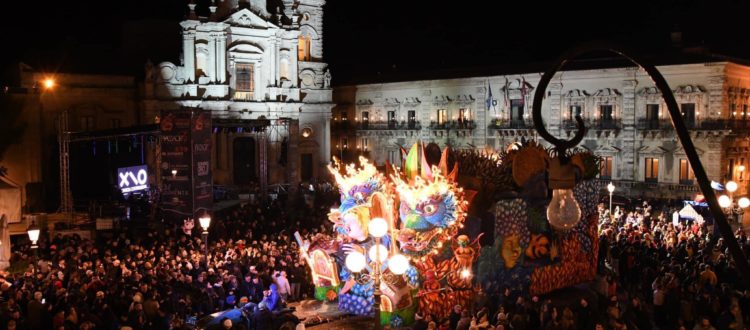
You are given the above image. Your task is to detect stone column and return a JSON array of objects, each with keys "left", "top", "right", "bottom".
[
  {"left": 207, "top": 33, "right": 217, "bottom": 82},
  {"left": 621, "top": 79, "right": 638, "bottom": 181},
  {"left": 217, "top": 32, "right": 227, "bottom": 83},
  {"left": 274, "top": 38, "right": 281, "bottom": 86},
  {"left": 183, "top": 31, "right": 196, "bottom": 83}
]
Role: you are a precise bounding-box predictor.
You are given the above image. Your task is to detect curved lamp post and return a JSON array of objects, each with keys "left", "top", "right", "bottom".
[{"left": 532, "top": 41, "right": 750, "bottom": 286}]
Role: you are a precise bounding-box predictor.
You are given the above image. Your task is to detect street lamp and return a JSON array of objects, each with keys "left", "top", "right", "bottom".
[
  {"left": 199, "top": 215, "right": 211, "bottom": 267},
  {"left": 718, "top": 180, "right": 748, "bottom": 227},
  {"left": 27, "top": 220, "right": 40, "bottom": 250},
  {"left": 171, "top": 169, "right": 178, "bottom": 178},
  {"left": 344, "top": 217, "right": 410, "bottom": 330},
  {"left": 607, "top": 182, "right": 615, "bottom": 218},
  {"left": 43, "top": 78, "right": 55, "bottom": 90}
]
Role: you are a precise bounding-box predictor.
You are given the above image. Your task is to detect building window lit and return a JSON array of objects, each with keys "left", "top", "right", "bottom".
[
  {"left": 510, "top": 99, "right": 524, "bottom": 123},
  {"left": 600, "top": 156, "right": 613, "bottom": 179},
  {"left": 679, "top": 159, "right": 694, "bottom": 184},
  {"left": 681, "top": 103, "right": 695, "bottom": 128},
  {"left": 361, "top": 138, "right": 369, "bottom": 151},
  {"left": 408, "top": 110, "right": 416, "bottom": 128},
  {"left": 111, "top": 118, "right": 121, "bottom": 129},
  {"left": 437, "top": 109, "right": 446, "bottom": 125},
  {"left": 729, "top": 158, "right": 736, "bottom": 180},
  {"left": 569, "top": 105, "right": 582, "bottom": 119},
  {"left": 387, "top": 111, "right": 396, "bottom": 128},
  {"left": 362, "top": 111, "right": 369, "bottom": 129},
  {"left": 298, "top": 36, "right": 311, "bottom": 61},
  {"left": 340, "top": 137, "right": 348, "bottom": 149},
  {"left": 731, "top": 102, "right": 737, "bottom": 120},
  {"left": 600, "top": 105, "right": 613, "bottom": 122},
  {"left": 236, "top": 63, "right": 254, "bottom": 93},
  {"left": 744, "top": 104, "right": 749, "bottom": 121},
  {"left": 645, "top": 157, "right": 659, "bottom": 183},
  {"left": 341, "top": 111, "right": 348, "bottom": 122}
]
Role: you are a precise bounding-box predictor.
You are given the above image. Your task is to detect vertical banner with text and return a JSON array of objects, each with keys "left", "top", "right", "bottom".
[
  {"left": 191, "top": 110, "right": 213, "bottom": 219},
  {"left": 159, "top": 108, "right": 194, "bottom": 220}
]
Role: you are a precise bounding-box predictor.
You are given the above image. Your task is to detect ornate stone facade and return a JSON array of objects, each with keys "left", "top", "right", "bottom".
[
  {"left": 144, "top": 0, "right": 333, "bottom": 187},
  {"left": 334, "top": 62, "right": 750, "bottom": 199}
]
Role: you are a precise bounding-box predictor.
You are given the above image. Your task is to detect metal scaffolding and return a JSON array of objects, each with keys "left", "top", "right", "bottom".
[{"left": 58, "top": 111, "right": 73, "bottom": 219}]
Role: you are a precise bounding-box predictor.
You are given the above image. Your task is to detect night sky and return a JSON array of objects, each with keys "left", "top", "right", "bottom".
[{"left": 3, "top": 0, "right": 750, "bottom": 86}]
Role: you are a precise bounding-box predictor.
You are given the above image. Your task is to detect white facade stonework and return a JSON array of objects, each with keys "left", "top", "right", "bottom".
[
  {"left": 334, "top": 62, "right": 750, "bottom": 199},
  {"left": 144, "top": 0, "right": 332, "bottom": 187}
]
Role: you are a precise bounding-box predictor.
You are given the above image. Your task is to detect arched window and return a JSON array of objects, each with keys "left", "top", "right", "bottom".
[{"left": 298, "top": 35, "right": 311, "bottom": 61}]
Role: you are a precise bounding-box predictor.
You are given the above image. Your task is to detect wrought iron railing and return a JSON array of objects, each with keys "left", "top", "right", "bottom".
[
  {"left": 358, "top": 121, "right": 422, "bottom": 130},
  {"left": 429, "top": 120, "right": 477, "bottom": 130}
]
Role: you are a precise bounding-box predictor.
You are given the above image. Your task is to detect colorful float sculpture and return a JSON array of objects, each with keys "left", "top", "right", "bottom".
[{"left": 298, "top": 139, "right": 602, "bottom": 327}]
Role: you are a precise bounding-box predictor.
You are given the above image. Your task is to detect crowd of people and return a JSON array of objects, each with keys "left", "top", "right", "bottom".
[
  {"left": 416, "top": 200, "right": 749, "bottom": 330},
  {"left": 5, "top": 179, "right": 750, "bottom": 330},
  {"left": 0, "top": 184, "right": 338, "bottom": 330}
]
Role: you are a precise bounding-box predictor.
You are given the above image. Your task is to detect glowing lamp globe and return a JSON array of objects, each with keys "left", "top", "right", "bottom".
[
  {"left": 547, "top": 189, "right": 582, "bottom": 231},
  {"left": 726, "top": 181, "right": 738, "bottom": 193},
  {"left": 460, "top": 268, "right": 472, "bottom": 279},
  {"left": 388, "top": 254, "right": 409, "bottom": 275},
  {"left": 607, "top": 182, "right": 615, "bottom": 193},
  {"left": 43, "top": 78, "right": 55, "bottom": 90},
  {"left": 368, "top": 217, "right": 388, "bottom": 238},
  {"left": 368, "top": 244, "right": 388, "bottom": 263},
  {"left": 199, "top": 216, "right": 211, "bottom": 232},
  {"left": 739, "top": 197, "right": 750, "bottom": 209},
  {"left": 345, "top": 252, "right": 366, "bottom": 273},
  {"left": 27, "top": 221, "right": 40, "bottom": 246},
  {"left": 719, "top": 195, "right": 732, "bottom": 208}
]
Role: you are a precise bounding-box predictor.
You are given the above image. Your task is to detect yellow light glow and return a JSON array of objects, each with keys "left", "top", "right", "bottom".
[
  {"left": 43, "top": 78, "right": 55, "bottom": 89},
  {"left": 392, "top": 167, "right": 454, "bottom": 211},
  {"left": 328, "top": 156, "right": 380, "bottom": 195},
  {"left": 460, "top": 268, "right": 471, "bottom": 279}
]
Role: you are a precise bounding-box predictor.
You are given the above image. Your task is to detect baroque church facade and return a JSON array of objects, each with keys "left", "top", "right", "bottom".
[
  {"left": 144, "top": 0, "right": 333, "bottom": 189},
  {"left": 334, "top": 62, "right": 750, "bottom": 199}
]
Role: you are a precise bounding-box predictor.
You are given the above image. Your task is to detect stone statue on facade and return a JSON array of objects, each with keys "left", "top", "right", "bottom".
[{"left": 324, "top": 69, "right": 331, "bottom": 88}]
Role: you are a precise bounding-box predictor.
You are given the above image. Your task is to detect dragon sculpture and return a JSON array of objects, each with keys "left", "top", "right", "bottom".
[{"left": 390, "top": 143, "right": 479, "bottom": 320}]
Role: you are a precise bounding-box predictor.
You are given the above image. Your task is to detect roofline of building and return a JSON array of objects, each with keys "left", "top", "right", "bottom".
[{"left": 333, "top": 50, "right": 750, "bottom": 87}]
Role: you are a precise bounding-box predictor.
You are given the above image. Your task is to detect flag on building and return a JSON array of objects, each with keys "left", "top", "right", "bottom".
[
  {"left": 485, "top": 80, "right": 493, "bottom": 111},
  {"left": 503, "top": 77, "right": 510, "bottom": 110}
]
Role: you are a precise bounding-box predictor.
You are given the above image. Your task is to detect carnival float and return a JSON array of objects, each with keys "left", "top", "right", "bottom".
[{"left": 296, "top": 139, "right": 602, "bottom": 327}]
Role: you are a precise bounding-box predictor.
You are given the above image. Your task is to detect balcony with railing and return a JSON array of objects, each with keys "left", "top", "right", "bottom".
[
  {"left": 691, "top": 119, "right": 750, "bottom": 130},
  {"left": 561, "top": 118, "right": 621, "bottom": 131},
  {"left": 358, "top": 120, "right": 422, "bottom": 130},
  {"left": 488, "top": 118, "right": 533, "bottom": 129},
  {"left": 332, "top": 121, "right": 351, "bottom": 131},
  {"left": 429, "top": 120, "right": 477, "bottom": 130},
  {"left": 636, "top": 119, "right": 671, "bottom": 130}
]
